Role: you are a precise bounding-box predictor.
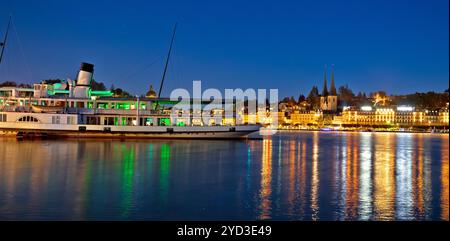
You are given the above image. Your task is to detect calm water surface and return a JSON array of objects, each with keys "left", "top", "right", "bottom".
[{"left": 0, "top": 131, "right": 448, "bottom": 220}]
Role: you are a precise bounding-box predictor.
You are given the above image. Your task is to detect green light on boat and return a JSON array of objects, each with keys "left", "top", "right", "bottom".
[
  {"left": 159, "top": 118, "right": 171, "bottom": 126},
  {"left": 91, "top": 90, "right": 113, "bottom": 97},
  {"left": 53, "top": 83, "right": 62, "bottom": 89}
]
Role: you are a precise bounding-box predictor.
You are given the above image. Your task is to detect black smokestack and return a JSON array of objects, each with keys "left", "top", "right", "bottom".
[{"left": 80, "top": 62, "right": 94, "bottom": 73}]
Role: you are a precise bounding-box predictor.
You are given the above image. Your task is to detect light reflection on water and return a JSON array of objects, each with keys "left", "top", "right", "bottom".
[{"left": 0, "top": 131, "right": 448, "bottom": 220}]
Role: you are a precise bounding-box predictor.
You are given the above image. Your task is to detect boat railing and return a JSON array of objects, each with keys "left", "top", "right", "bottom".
[
  {"left": 95, "top": 109, "right": 161, "bottom": 115},
  {"left": 0, "top": 105, "right": 32, "bottom": 112},
  {"left": 65, "top": 108, "right": 164, "bottom": 116}
]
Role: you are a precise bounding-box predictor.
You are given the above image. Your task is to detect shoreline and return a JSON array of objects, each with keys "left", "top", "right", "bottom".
[{"left": 273, "top": 127, "right": 449, "bottom": 134}]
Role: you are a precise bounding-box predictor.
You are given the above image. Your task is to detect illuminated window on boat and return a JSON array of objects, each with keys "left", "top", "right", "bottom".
[
  {"left": 114, "top": 117, "right": 119, "bottom": 126},
  {"left": 67, "top": 116, "right": 75, "bottom": 125},
  {"left": 116, "top": 103, "right": 130, "bottom": 110},
  {"left": 87, "top": 116, "right": 100, "bottom": 125},
  {"left": 52, "top": 116, "right": 61, "bottom": 124},
  {"left": 104, "top": 117, "right": 115, "bottom": 125},
  {"left": 145, "top": 118, "right": 154, "bottom": 126},
  {"left": 88, "top": 102, "right": 93, "bottom": 109},
  {"left": 76, "top": 102, "right": 85, "bottom": 108},
  {"left": 159, "top": 118, "right": 171, "bottom": 126},
  {"left": 0, "top": 114, "right": 6, "bottom": 122},
  {"left": 124, "top": 117, "right": 135, "bottom": 126},
  {"left": 18, "top": 116, "right": 39, "bottom": 123},
  {"left": 97, "top": 103, "right": 107, "bottom": 109}
]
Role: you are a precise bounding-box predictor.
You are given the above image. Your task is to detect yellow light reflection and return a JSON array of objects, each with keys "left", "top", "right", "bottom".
[
  {"left": 373, "top": 134, "right": 396, "bottom": 220},
  {"left": 287, "top": 139, "right": 296, "bottom": 215},
  {"left": 345, "top": 134, "right": 359, "bottom": 219},
  {"left": 311, "top": 132, "right": 319, "bottom": 220},
  {"left": 298, "top": 141, "right": 307, "bottom": 218},
  {"left": 359, "top": 132, "right": 373, "bottom": 220},
  {"left": 413, "top": 134, "right": 425, "bottom": 216},
  {"left": 259, "top": 138, "right": 272, "bottom": 219},
  {"left": 441, "top": 136, "right": 449, "bottom": 220}
]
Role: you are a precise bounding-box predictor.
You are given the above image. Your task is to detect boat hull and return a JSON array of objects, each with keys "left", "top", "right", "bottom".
[{"left": 0, "top": 123, "right": 260, "bottom": 139}]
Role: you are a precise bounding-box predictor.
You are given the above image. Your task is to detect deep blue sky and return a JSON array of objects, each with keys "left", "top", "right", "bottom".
[{"left": 0, "top": 0, "right": 448, "bottom": 97}]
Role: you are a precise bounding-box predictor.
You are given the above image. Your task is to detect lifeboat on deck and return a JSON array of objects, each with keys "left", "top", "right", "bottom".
[{"left": 32, "top": 101, "right": 65, "bottom": 113}]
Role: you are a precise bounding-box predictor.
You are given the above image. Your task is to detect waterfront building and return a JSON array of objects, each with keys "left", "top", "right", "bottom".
[
  {"left": 278, "top": 111, "right": 290, "bottom": 126},
  {"left": 331, "top": 115, "right": 342, "bottom": 126},
  {"left": 290, "top": 110, "right": 322, "bottom": 126},
  {"left": 439, "top": 104, "right": 449, "bottom": 124},
  {"left": 341, "top": 105, "right": 449, "bottom": 128}
]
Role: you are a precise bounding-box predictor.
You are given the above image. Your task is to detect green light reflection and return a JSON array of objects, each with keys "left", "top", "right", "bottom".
[{"left": 159, "top": 144, "right": 170, "bottom": 203}]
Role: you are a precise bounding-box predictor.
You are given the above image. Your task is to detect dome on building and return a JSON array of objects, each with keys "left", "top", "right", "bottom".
[{"left": 146, "top": 85, "right": 157, "bottom": 98}]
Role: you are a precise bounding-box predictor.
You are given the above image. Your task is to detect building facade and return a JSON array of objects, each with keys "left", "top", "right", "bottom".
[{"left": 341, "top": 105, "right": 449, "bottom": 127}]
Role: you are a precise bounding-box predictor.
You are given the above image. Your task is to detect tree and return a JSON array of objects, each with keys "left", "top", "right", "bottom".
[
  {"left": 281, "top": 96, "right": 291, "bottom": 103},
  {"left": 112, "top": 88, "right": 123, "bottom": 96},
  {"left": 298, "top": 94, "right": 306, "bottom": 104},
  {"left": 370, "top": 91, "right": 387, "bottom": 99},
  {"left": 401, "top": 91, "right": 449, "bottom": 109},
  {"left": 356, "top": 91, "right": 364, "bottom": 100},
  {"left": 91, "top": 79, "right": 106, "bottom": 91},
  {"left": 0, "top": 81, "right": 17, "bottom": 87},
  {"left": 41, "top": 79, "right": 63, "bottom": 84},
  {"left": 370, "top": 91, "right": 390, "bottom": 106},
  {"left": 306, "top": 86, "right": 320, "bottom": 110},
  {"left": 289, "top": 96, "right": 296, "bottom": 105},
  {"left": 18, "top": 83, "right": 32, "bottom": 88},
  {"left": 112, "top": 88, "right": 132, "bottom": 97},
  {"left": 338, "top": 85, "right": 355, "bottom": 106}
]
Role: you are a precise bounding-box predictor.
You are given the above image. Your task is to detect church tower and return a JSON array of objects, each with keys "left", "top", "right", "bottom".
[
  {"left": 319, "top": 64, "right": 338, "bottom": 112},
  {"left": 321, "top": 65, "right": 328, "bottom": 97},
  {"left": 320, "top": 65, "right": 329, "bottom": 110},
  {"left": 327, "top": 64, "right": 338, "bottom": 111}
]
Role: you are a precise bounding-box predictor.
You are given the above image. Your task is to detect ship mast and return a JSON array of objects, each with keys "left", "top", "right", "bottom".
[
  {"left": 157, "top": 23, "right": 177, "bottom": 98},
  {"left": 0, "top": 16, "right": 12, "bottom": 65}
]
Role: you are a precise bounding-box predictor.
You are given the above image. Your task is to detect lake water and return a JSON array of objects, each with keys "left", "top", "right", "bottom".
[{"left": 0, "top": 131, "right": 448, "bottom": 220}]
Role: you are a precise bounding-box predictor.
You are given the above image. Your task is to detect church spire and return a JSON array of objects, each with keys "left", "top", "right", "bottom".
[
  {"left": 322, "top": 64, "right": 328, "bottom": 96},
  {"left": 329, "top": 64, "right": 337, "bottom": 96}
]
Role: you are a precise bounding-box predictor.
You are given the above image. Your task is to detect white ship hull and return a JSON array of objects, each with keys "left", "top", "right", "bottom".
[{"left": 0, "top": 112, "right": 260, "bottom": 139}]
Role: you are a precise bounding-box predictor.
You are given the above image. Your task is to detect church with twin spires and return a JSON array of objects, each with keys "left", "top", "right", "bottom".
[{"left": 320, "top": 65, "right": 338, "bottom": 112}]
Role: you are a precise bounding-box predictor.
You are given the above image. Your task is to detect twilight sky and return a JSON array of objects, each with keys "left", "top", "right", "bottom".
[{"left": 0, "top": 0, "right": 448, "bottom": 97}]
